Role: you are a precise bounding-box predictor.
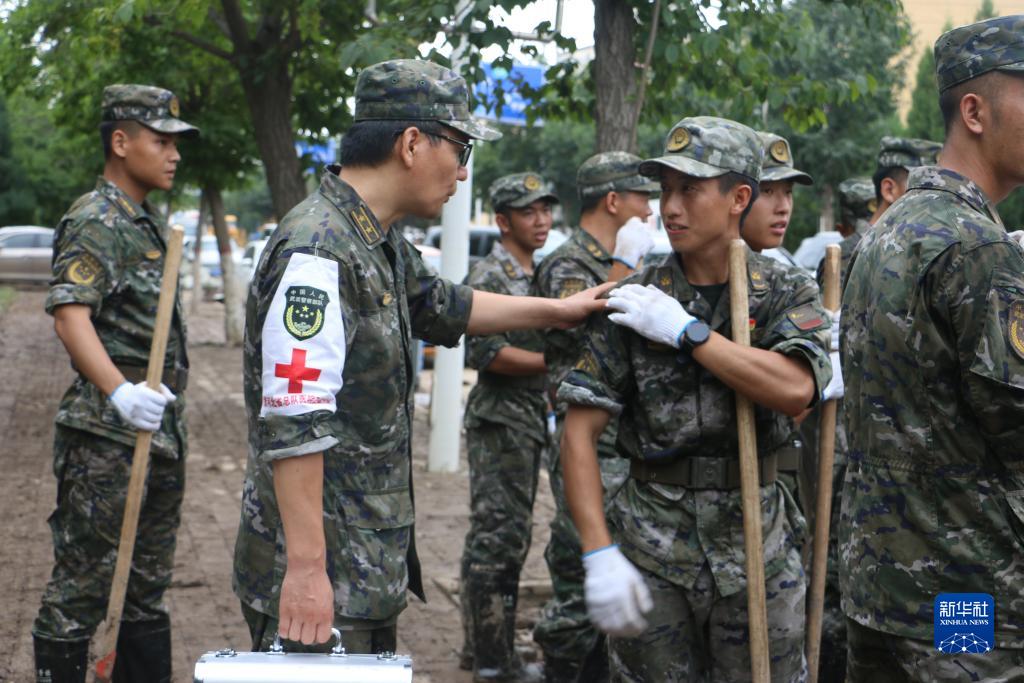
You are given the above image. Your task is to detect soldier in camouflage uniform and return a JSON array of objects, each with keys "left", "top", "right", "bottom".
[
  {"left": 560, "top": 116, "right": 832, "bottom": 682},
  {"left": 840, "top": 16, "right": 1024, "bottom": 681},
  {"left": 741, "top": 132, "right": 815, "bottom": 516},
  {"left": 810, "top": 139, "right": 940, "bottom": 682},
  {"left": 233, "top": 59, "right": 608, "bottom": 658},
  {"left": 33, "top": 85, "right": 197, "bottom": 683},
  {"left": 531, "top": 152, "right": 659, "bottom": 683},
  {"left": 458, "top": 172, "right": 558, "bottom": 682}
]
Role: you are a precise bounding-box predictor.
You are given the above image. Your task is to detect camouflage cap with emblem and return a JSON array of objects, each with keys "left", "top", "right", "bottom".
[
  {"left": 876, "top": 136, "right": 942, "bottom": 170},
  {"left": 354, "top": 59, "right": 501, "bottom": 141},
  {"left": 837, "top": 176, "right": 876, "bottom": 226},
  {"left": 577, "top": 151, "right": 661, "bottom": 200},
  {"left": 639, "top": 116, "right": 762, "bottom": 183},
  {"left": 102, "top": 84, "right": 199, "bottom": 138},
  {"left": 756, "top": 132, "right": 812, "bottom": 185},
  {"left": 935, "top": 15, "right": 1024, "bottom": 93},
  {"left": 489, "top": 172, "right": 559, "bottom": 212}
]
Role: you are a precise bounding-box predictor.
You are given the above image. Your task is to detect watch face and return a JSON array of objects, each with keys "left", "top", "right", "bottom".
[{"left": 687, "top": 321, "right": 711, "bottom": 345}]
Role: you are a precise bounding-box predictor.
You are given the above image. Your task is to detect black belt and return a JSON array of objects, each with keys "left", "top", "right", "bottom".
[
  {"left": 477, "top": 371, "right": 547, "bottom": 391},
  {"left": 115, "top": 364, "right": 189, "bottom": 393},
  {"left": 630, "top": 453, "right": 778, "bottom": 490}
]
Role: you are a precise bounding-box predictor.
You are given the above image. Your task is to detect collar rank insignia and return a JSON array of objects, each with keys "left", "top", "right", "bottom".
[
  {"left": 350, "top": 207, "right": 382, "bottom": 246},
  {"left": 749, "top": 268, "right": 768, "bottom": 291},
  {"left": 284, "top": 286, "right": 329, "bottom": 340},
  {"left": 503, "top": 261, "right": 518, "bottom": 279},
  {"left": 116, "top": 196, "right": 139, "bottom": 219},
  {"left": 586, "top": 242, "right": 603, "bottom": 258},
  {"left": 659, "top": 272, "right": 672, "bottom": 290},
  {"left": 1010, "top": 301, "right": 1024, "bottom": 360}
]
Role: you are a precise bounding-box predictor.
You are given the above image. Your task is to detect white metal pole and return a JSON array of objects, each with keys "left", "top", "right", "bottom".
[{"left": 428, "top": 153, "right": 473, "bottom": 473}]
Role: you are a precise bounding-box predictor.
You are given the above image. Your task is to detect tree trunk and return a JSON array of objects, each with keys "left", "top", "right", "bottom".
[
  {"left": 206, "top": 185, "right": 245, "bottom": 346},
  {"left": 237, "top": 63, "right": 307, "bottom": 220},
  {"left": 594, "top": 0, "right": 640, "bottom": 153},
  {"left": 819, "top": 184, "right": 835, "bottom": 233}
]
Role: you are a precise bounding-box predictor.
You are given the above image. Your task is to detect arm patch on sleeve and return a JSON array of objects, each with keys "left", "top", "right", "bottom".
[
  {"left": 786, "top": 303, "right": 826, "bottom": 331},
  {"left": 260, "top": 253, "right": 345, "bottom": 417}
]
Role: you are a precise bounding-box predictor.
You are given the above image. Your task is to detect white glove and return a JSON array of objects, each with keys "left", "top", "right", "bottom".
[
  {"left": 607, "top": 284, "right": 695, "bottom": 348},
  {"left": 109, "top": 381, "right": 175, "bottom": 431},
  {"left": 612, "top": 217, "right": 655, "bottom": 269},
  {"left": 823, "top": 351, "right": 844, "bottom": 401},
  {"left": 829, "top": 309, "right": 841, "bottom": 353},
  {"left": 1009, "top": 230, "right": 1024, "bottom": 248},
  {"left": 583, "top": 545, "right": 653, "bottom": 637}
]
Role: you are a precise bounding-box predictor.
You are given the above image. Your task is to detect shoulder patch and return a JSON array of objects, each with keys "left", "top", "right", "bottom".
[
  {"left": 786, "top": 303, "right": 825, "bottom": 331},
  {"left": 574, "top": 349, "right": 600, "bottom": 376},
  {"left": 557, "top": 277, "right": 586, "bottom": 299},
  {"left": 66, "top": 253, "right": 103, "bottom": 286},
  {"left": 283, "top": 286, "right": 329, "bottom": 340},
  {"left": 1010, "top": 301, "right": 1024, "bottom": 360},
  {"left": 349, "top": 206, "right": 382, "bottom": 246}
]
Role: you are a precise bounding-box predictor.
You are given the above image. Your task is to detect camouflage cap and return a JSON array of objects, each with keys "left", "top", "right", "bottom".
[
  {"left": 756, "top": 132, "right": 812, "bottom": 185},
  {"left": 354, "top": 59, "right": 501, "bottom": 141},
  {"left": 876, "top": 136, "right": 942, "bottom": 170},
  {"left": 489, "top": 172, "right": 559, "bottom": 211},
  {"left": 640, "top": 116, "right": 762, "bottom": 183},
  {"left": 101, "top": 84, "right": 199, "bottom": 137},
  {"left": 935, "top": 15, "right": 1024, "bottom": 92},
  {"left": 837, "top": 176, "right": 877, "bottom": 226},
  {"left": 577, "top": 151, "right": 660, "bottom": 200}
]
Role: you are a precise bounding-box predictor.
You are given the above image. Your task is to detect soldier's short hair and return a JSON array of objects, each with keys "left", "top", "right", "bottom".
[
  {"left": 718, "top": 171, "right": 760, "bottom": 228},
  {"left": 871, "top": 166, "right": 910, "bottom": 203},
  {"left": 339, "top": 119, "right": 448, "bottom": 168},
  {"left": 937, "top": 70, "right": 1024, "bottom": 133},
  {"left": 99, "top": 120, "right": 143, "bottom": 160}
]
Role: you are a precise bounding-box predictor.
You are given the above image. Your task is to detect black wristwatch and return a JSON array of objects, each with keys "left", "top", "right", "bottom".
[{"left": 679, "top": 319, "right": 711, "bottom": 354}]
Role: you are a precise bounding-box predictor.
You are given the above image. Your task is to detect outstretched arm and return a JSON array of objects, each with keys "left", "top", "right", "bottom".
[{"left": 467, "top": 282, "right": 613, "bottom": 335}]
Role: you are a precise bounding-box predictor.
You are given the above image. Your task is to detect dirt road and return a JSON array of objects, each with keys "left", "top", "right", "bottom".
[{"left": 0, "top": 287, "right": 554, "bottom": 682}]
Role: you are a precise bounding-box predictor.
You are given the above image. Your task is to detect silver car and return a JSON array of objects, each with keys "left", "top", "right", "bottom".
[{"left": 0, "top": 226, "right": 54, "bottom": 283}]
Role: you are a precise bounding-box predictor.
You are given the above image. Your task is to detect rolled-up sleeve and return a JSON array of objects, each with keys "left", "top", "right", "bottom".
[{"left": 557, "top": 312, "right": 629, "bottom": 415}]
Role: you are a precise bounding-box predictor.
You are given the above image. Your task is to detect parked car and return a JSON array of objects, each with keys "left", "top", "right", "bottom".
[
  {"left": 241, "top": 238, "right": 270, "bottom": 281},
  {"left": 425, "top": 225, "right": 501, "bottom": 269},
  {"left": 0, "top": 226, "right": 54, "bottom": 283},
  {"left": 195, "top": 234, "right": 241, "bottom": 300}
]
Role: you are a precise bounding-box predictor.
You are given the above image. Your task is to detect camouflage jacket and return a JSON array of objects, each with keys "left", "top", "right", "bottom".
[
  {"left": 233, "top": 166, "right": 473, "bottom": 621},
  {"left": 841, "top": 166, "right": 1024, "bottom": 645},
  {"left": 532, "top": 227, "right": 619, "bottom": 457},
  {"left": 559, "top": 249, "right": 831, "bottom": 595},
  {"left": 45, "top": 177, "right": 188, "bottom": 458},
  {"left": 464, "top": 241, "right": 546, "bottom": 442}
]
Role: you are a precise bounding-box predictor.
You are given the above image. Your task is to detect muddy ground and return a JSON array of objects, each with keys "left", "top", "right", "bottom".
[{"left": 0, "top": 287, "right": 555, "bottom": 682}]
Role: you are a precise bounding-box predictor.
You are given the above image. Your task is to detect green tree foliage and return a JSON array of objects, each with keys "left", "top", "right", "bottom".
[{"left": 0, "top": 94, "right": 36, "bottom": 226}]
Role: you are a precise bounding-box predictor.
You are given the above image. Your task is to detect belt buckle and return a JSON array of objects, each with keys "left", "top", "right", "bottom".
[{"left": 691, "top": 457, "right": 727, "bottom": 489}]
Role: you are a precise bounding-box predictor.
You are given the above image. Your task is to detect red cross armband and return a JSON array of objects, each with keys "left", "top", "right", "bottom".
[{"left": 260, "top": 253, "right": 345, "bottom": 417}]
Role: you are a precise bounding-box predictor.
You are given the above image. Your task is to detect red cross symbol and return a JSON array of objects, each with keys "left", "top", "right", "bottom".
[{"left": 275, "top": 348, "right": 322, "bottom": 394}]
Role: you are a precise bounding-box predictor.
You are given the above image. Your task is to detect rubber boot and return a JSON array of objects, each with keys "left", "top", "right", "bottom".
[
  {"left": 33, "top": 635, "right": 88, "bottom": 683},
  {"left": 464, "top": 568, "right": 518, "bottom": 682},
  {"left": 111, "top": 615, "right": 172, "bottom": 683},
  {"left": 460, "top": 557, "right": 475, "bottom": 671},
  {"left": 542, "top": 656, "right": 582, "bottom": 683}
]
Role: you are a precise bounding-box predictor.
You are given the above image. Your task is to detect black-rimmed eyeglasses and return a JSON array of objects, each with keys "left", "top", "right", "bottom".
[{"left": 434, "top": 132, "right": 473, "bottom": 167}]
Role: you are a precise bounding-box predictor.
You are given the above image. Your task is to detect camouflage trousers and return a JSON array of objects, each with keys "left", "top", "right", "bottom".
[
  {"left": 34, "top": 426, "right": 185, "bottom": 641},
  {"left": 846, "top": 618, "right": 1024, "bottom": 682},
  {"left": 533, "top": 421, "right": 629, "bottom": 674},
  {"left": 241, "top": 602, "right": 397, "bottom": 655},
  {"left": 460, "top": 420, "right": 545, "bottom": 660},
  {"left": 609, "top": 558, "right": 808, "bottom": 683}
]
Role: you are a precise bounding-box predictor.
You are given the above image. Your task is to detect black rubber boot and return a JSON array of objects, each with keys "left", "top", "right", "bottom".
[
  {"left": 575, "top": 635, "right": 610, "bottom": 683},
  {"left": 33, "top": 635, "right": 88, "bottom": 683},
  {"left": 111, "top": 616, "right": 172, "bottom": 683}
]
